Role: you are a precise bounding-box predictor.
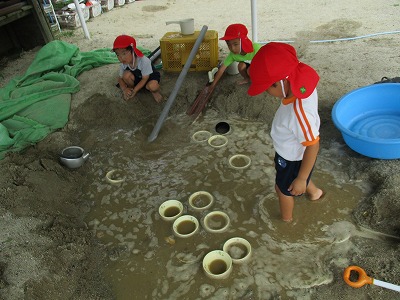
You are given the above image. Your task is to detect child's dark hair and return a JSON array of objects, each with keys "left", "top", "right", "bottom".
[{"left": 124, "top": 45, "right": 136, "bottom": 57}]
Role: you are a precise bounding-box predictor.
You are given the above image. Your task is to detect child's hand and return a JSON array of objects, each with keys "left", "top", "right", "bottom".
[
  {"left": 123, "top": 88, "right": 135, "bottom": 101},
  {"left": 288, "top": 178, "right": 307, "bottom": 196}
]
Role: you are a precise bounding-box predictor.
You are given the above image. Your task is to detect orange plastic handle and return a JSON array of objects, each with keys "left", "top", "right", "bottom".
[{"left": 343, "top": 266, "right": 374, "bottom": 288}]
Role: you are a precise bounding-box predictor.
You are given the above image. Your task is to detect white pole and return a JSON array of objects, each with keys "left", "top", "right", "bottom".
[
  {"left": 73, "top": 0, "right": 91, "bottom": 39},
  {"left": 251, "top": 0, "right": 258, "bottom": 42},
  {"left": 373, "top": 279, "right": 400, "bottom": 292}
]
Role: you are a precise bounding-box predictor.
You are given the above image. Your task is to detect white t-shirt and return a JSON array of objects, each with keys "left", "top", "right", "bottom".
[
  {"left": 270, "top": 89, "right": 320, "bottom": 161},
  {"left": 119, "top": 55, "right": 153, "bottom": 77}
]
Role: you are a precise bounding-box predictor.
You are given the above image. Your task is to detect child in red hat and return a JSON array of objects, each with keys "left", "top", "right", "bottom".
[
  {"left": 112, "top": 35, "right": 163, "bottom": 103},
  {"left": 210, "top": 24, "right": 261, "bottom": 89},
  {"left": 248, "top": 42, "right": 325, "bottom": 222}
]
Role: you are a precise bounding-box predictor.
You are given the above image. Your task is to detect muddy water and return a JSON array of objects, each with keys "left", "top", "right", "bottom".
[{"left": 83, "top": 111, "right": 367, "bottom": 300}]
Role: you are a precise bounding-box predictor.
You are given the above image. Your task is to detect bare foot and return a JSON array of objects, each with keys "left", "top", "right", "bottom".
[
  {"left": 282, "top": 217, "right": 293, "bottom": 223},
  {"left": 309, "top": 189, "right": 325, "bottom": 201},
  {"left": 152, "top": 92, "right": 164, "bottom": 103},
  {"left": 237, "top": 79, "right": 250, "bottom": 85}
]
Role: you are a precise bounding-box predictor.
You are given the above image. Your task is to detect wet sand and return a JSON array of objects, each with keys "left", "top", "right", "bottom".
[{"left": 0, "top": 0, "right": 399, "bottom": 299}]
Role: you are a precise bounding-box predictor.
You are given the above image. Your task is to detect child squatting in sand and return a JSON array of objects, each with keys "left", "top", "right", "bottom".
[
  {"left": 210, "top": 23, "right": 261, "bottom": 89},
  {"left": 248, "top": 42, "right": 325, "bottom": 222},
  {"left": 112, "top": 35, "right": 163, "bottom": 103}
]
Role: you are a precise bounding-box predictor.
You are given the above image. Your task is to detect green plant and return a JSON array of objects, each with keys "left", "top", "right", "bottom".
[{"left": 55, "top": 29, "right": 75, "bottom": 39}]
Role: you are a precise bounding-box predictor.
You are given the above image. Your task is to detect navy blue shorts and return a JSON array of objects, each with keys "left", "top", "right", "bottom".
[
  {"left": 274, "top": 152, "right": 313, "bottom": 197},
  {"left": 116, "top": 64, "right": 161, "bottom": 88},
  {"left": 128, "top": 67, "right": 161, "bottom": 86}
]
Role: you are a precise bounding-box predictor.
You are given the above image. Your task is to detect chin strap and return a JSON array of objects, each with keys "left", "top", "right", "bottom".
[
  {"left": 280, "top": 80, "right": 286, "bottom": 98},
  {"left": 131, "top": 48, "right": 136, "bottom": 66}
]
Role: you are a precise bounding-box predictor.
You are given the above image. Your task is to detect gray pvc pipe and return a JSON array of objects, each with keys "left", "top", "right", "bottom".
[
  {"left": 148, "top": 25, "right": 208, "bottom": 142},
  {"left": 149, "top": 48, "right": 161, "bottom": 62}
]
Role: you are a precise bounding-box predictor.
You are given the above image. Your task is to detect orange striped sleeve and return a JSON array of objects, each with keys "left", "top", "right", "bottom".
[
  {"left": 293, "top": 98, "right": 316, "bottom": 142},
  {"left": 302, "top": 136, "right": 320, "bottom": 146}
]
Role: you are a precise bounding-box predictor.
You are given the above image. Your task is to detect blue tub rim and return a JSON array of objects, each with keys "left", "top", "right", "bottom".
[{"left": 332, "top": 83, "right": 400, "bottom": 145}]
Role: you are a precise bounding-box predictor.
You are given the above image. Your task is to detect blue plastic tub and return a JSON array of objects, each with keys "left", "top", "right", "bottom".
[{"left": 332, "top": 83, "right": 400, "bottom": 159}]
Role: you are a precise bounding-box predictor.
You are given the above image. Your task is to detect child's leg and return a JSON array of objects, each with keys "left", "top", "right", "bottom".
[
  {"left": 237, "top": 62, "right": 250, "bottom": 85},
  {"left": 306, "top": 180, "right": 324, "bottom": 201},
  {"left": 122, "top": 71, "right": 136, "bottom": 88},
  {"left": 275, "top": 184, "right": 294, "bottom": 222},
  {"left": 146, "top": 80, "right": 163, "bottom": 103},
  {"left": 121, "top": 71, "right": 137, "bottom": 100}
]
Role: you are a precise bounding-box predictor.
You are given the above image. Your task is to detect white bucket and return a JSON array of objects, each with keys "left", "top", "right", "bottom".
[
  {"left": 166, "top": 18, "right": 194, "bottom": 35},
  {"left": 227, "top": 61, "right": 239, "bottom": 75}
]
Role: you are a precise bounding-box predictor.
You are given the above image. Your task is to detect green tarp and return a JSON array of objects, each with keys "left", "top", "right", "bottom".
[{"left": 0, "top": 40, "right": 120, "bottom": 159}]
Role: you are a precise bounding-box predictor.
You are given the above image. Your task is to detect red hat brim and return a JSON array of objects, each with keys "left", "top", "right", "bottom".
[
  {"left": 288, "top": 63, "right": 319, "bottom": 98},
  {"left": 112, "top": 35, "right": 144, "bottom": 57},
  {"left": 220, "top": 23, "right": 254, "bottom": 53},
  {"left": 248, "top": 42, "right": 319, "bottom": 98}
]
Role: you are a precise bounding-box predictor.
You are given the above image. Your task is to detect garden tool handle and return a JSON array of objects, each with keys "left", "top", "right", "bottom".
[
  {"left": 343, "top": 266, "right": 373, "bottom": 288},
  {"left": 344, "top": 266, "right": 400, "bottom": 292}
]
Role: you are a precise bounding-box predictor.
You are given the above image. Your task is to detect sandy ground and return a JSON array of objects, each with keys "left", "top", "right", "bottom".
[{"left": 0, "top": 0, "right": 400, "bottom": 299}]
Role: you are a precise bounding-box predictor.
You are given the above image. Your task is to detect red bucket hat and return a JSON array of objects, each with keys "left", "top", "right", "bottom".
[
  {"left": 220, "top": 23, "right": 254, "bottom": 53},
  {"left": 112, "top": 35, "right": 144, "bottom": 57},
  {"left": 248, "top": 42, "right": 319, "bottom": 98}
]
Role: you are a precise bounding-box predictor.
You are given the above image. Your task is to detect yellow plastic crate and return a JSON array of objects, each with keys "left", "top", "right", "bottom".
[{"left": 160, "top": 30, "right": 219, "bottom": 72}]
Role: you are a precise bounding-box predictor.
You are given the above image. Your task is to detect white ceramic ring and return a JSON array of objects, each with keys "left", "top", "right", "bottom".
[
  {"left": 202, "top": 250, "right": 233, "bottom": 280},
  {"left": 188, "top": 191, "right": 214, "bottom": 211},
  {"left": 159, "top": 200, "right": 184, "bottom": 222},
  {"left": 208, "top": 135, "right": 228, "bottom": 148},
  {"left": 172, "top": 215, "right": 199, "bottom": 238},
  {"left": 192, "top": 130, "right": 212, "bottom": 142},
  {"left": 106, "top": 169, "right": 126, "bottom": 184},
  {"left": 222, "top": 237, "right": 252, "bottom": 264},
  {"left": 228, "top": 154, "right": 251, "bottom": 169},
  {"left": 203, "top": 211, "right": 230, "bottom": 233}
]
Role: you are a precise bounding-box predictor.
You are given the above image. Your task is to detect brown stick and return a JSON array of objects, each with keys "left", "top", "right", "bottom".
[{"left": 189, "top": 85, "right": 215, "bottom": 119}]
